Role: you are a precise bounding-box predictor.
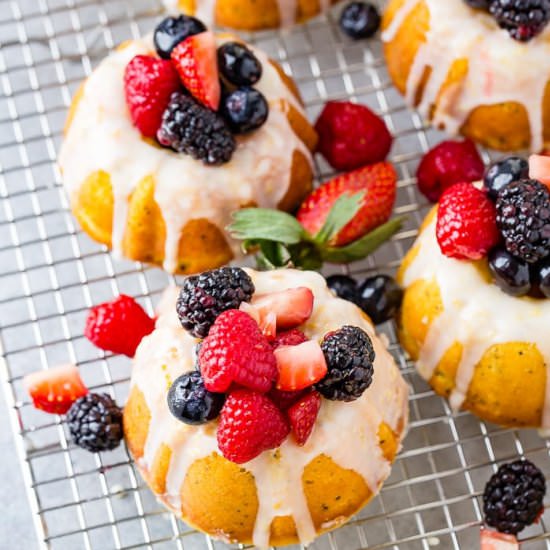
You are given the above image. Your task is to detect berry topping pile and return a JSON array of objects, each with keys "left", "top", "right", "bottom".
[
  {"left": 168, "top": 267, "right": 378, "bottom": 463},
  {"left": 463, "top": 0, "right": 550, "bottom": 41},
  {"left": 123, "top": 16, "right": 270, "bottom": 164},
  {"left": 483, "top": 459, "right": 546, "bottom": 534},
  {"left": 433, "top": 152, "right": 550, "bottom": 299},
  {"left": 339, "top": 2, "right": 381, "bottom": 40}
]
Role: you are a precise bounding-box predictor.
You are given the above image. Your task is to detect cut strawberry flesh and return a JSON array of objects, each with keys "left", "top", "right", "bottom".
[
  {"left": 274, "top": 340, "right": 328, "bottom": 391},
  {"left": 239, "top": 301, "right": 277, "bottom": 340},
  {"left": 480, "top": 528, "right": 518, "bottom": 550},
  {"left": 24, "top": 363, "right": 88, "bottom": 414},
  {"left": 529, "top": 154, "right": 550, "bottom": 188},
  {"left": 251, "top": 287, "right": 314, "bottom": 330}
]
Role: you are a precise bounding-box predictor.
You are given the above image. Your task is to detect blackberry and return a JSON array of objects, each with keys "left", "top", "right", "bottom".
[
  {"left": 157, "top": 92, "right": 236, "bottom": 165},
  {"left": 316, "top": 326, "right": 375, "bottom": 402},
  {"left": 67, "top": 393, "right": 123, "bottom": 453},
  {"left": 218, "top": 42, "right": 262, "bottom": 87},
  {"left": 483, "top": 459, "right": 546, "bottom": 534},
  {"left": 167, "top": 371, "right": 225, "bottom": 425},
  {"left": 489, "top": 247, "right": 532, "bottom": 296},
  {"left": 221, "top": 88, "right": 269, "bottom": 134},
  {"left": 358, "top": 275, "right": 403, "bottom": 325},
  {"left": 484, "top": 156, "right": 530, "bottom": 200},
  {"left": 339, "top": 2, "right": 381, "bottom": 40},
  {"left": 176, "top": 266, "right": 255, "bottom": 338},
  {"left": 490, "top": 0, "right": 550, "bottom": 41},
  {"left": 496, "top": 179, "right": 550, "bottom": 263},
  {"left": 153, "top": 16, "right": 206, "bottom": 59},
  {"left": 325, "top": 274, "right": 360, "bottom": 304}
]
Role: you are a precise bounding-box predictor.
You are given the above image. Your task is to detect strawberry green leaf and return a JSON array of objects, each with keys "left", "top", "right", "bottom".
[
  {"left": 320, "top": 216, "right": 405, "bottom": 263},
  {"left": 228, "top": 208, "right": 307, "bottom": 245},
  {"left": 314, "top": 191, "right": 365, "bottom": 244},
  {"left": 254, "top": 240, "right": 292, "bottom": 269}
]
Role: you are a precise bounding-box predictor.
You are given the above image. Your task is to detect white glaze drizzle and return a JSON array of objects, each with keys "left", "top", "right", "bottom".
[
  {"left": 129, "top": 269, "right": 409, "bottom": 548},
  {"left": 382, "top": 0, "right": 550, "bottom": 152},
  {"left": 59, "top": 35, "right": 312, "bottom": 273},
  {"left": 401, "top": 214, "right": 550, "bottom": 425}
]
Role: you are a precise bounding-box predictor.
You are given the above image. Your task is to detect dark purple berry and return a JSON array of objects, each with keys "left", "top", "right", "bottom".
[
  {"left": 218, "top": 42, "right": 262, "bottom": 87},
  {"left": 154, "top": 16, "right": 206, "bottom": 59},
  {"left": 358, "top": 275, "right": 403, "bottom": 324},
  {"left": 490, "top": 0, "right": 550, "bottom": 42},
  {"left": 325, "top": 274, "right": 360, "bottom": 304},
  {"left": 484, "top": 156, "right": 529, "bottom": 200},
  {"left": 339, "top": 2, "right": 381, "bottom": 40},
  {"left": 488, "top": 247, "right": 531, "bottom": 297},
  {"left": 221, "top": 88, "right": 269, "bottom": 134}
]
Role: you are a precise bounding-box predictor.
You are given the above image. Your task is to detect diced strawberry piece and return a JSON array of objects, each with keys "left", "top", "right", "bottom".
[
  {"left": 239, "top": 301, "right": 277, "bottom": 340},
  {"left": 274, "top": 340, "right": 328, "bottom": 391},
  {"left": 170, "top": 31, "right": 221, "bottom": 110},
  {"left": 251, "top": 287, "right": 314, "bottom": 330},
  {"left": 287, "top": 391, "right": 321, "bottom": 446},
  {"left": 271, "top": 329, "right": 308, "bottom": 349},
  {"left": 268, "top": 388, "right": 308, "bottom": 410},
  {"left": 296, "top": 162, "right": 397, "bottom": 246},
  {"left": 217, "top": 389, "right": 290, "bottom": 464},
  {"left": 85, "top": 294, "right": 155, "bottom": 357},
  {"left": 24, "top": 364, "right": 88, "bottom": 414},
  {"left": 480, "top": 528, "right": 518, "bottom": 550},
  {"left": 529, "top": 154, "right": 550, "bottom": 188},
  {"left": 123, "top": 55, "right": 181, "bottom": 138},
  {"left": 199, "top": 310, "right": 278, "bottom": 393}
]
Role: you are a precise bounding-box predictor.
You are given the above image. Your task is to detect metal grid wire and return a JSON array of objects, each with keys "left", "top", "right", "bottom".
[{"left": 2, "top": 0, "right": 550, "bottom": 548}]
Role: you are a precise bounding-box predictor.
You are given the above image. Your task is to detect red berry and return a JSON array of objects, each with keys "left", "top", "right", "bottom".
[
  {"left": 274, "top": 340, "right": 328, "bottom": 391},
  {"left": 436, "top": 182, "right": 500, "bottom": 260},
  {"left": 217, "top": 389, "right": 290, "bottom": 464},
  {"left": 287, "top": 391, "right": 321, "bottom": 446},
  {"left": 271, "top": 328, "right": 308, "bottom": 348},
  {"left": 123, "top": 55, "right": 180, "bottom": 138},
  {"left": 480, "top": 528, "right": 518, "bottom": 550},
  {"left": 85, "top": 294, "right": 155, "bottom": 357},
  {"left": 315, "top": 101, "right": 393, "bottom": 170},
  {"left": 170, "top": 31, "right": 221, "bottom": 110},
  {"left": 251, "top": 287, "right": 314, "bottom": 330},
  {"left": 416, "top": 139, "right": 484, "bottom": 202},
  {"left": 268, "top": 388, "right": 308, "bottom": 410},
  {"left": 24, "top": 364, "right": 88, "bottom": 414},
  {"left": 199, "top": 310, "right": 278, "bottom": 393},
  {"left": 297, "top": 162, "right": 397, "bottom": 246},
  {"left": 529, "top": 154, "right": 550, "bottom": 189}
]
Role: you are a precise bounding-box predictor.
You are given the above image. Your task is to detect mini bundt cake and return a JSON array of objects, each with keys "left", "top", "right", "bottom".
[
  {"left": 382, "top": 0, "right": 550, "bottom": 152},
  {"left": 162, "top": 0, "right": 340, "bottom": 29},
  {"left": 398, "top": 174, "right": 550, "bottom": 427},
  {"left": 124, "top": 267, "right": 409, "bottom": 547},
  {"left": 59, "top": 21, "right": 316, "bottom": 274}
]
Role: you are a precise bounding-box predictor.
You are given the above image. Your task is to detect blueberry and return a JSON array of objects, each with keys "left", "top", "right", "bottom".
[
  {"left": 325, "top": 274, "right": 360, "bottom": 304},
  {"left": 484, "top": 156, "right": 529, "bottom": 200},
  {"left": 218, "top": 42, "right": 262, "bottom": 87},
  {"left": 463, "top": 0, "right": 491, "bottom": 9},
  {"left": 488, "top": 247, "right": 531, "bottom": 297},
  {"left": 358, "top": 275, "right": 403, "bottom": 325},
  {"left": 167, "top": 372, "right": 225, "bottom": 425},
  {"left": 154, "top": 16, "right": 206, "bottom": 59},
  {"left": 531, "top": 258, "right": 550, "bottom": 298},
  {"left": 221, "top": 88, "right": 269, "bottom": 134},
  {"left": 339, "top": 2, "right": 381, "bottom": 40}
]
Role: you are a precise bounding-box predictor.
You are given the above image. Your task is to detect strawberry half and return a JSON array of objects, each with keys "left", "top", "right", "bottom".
[
  {"left": 171, "top": 31, "right": 221, "bottom": 110},
  {"left": 274, "top": 340, "right": 328, "bottom": 391},
  {"left": 296, "top": 162, "right": 397, "bottom": 246},
  {"left": 529, "top": 154, "right": 550, "bottom": 189},
  {"left": 287, "top": 391, "right": 321, "bottom": 446},
  {"left": 250, "top": 287, "right": 314, "bottom": 330},
  {"left": 24, "top": 364, "right": 88, "bottom": 414}
]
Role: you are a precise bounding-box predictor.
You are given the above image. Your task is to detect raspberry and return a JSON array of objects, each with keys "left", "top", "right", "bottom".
[
  {"left": 287, "top": 391, "right": 321, "bottom": 446},
  {"left": 416, "top": 139, "right": 484, "bottom": 202},
  {"left": 84, "top": 295, "right": 155, "bottom": 357},
  {"left": 267, "top": 388, "right": 307, "bottom": 411},
  {"left": 217, "top": 389, "right": 290, "bottom": 464},
  {"left": 490, "top": 0, "right": 550, "bottom": 41},
  {"left": 495, "top": 179, "right": 550, "bottom": 264},
  {"left": 123, "top": 55, "right": 181, "bottom": 138},
  {"left": 483, "top": 459, "right": 546, "bottom": 534},
  {"left": 271, "top": 329, "right": 308, "bottom": 348},
  {"left": 176, "top": 267, "right": 254, "bottom": 338},
  {"left": 436, "top": 183, "right": 500, "bottom": 260},
  {"left": 198, "top": 310, "right": 278, "bottom": 393},
  {"left": 315, "top": 101, "right": 392, "bottom": 171},
  {"left": 67, "top": 393, "right": 123, "bottom": 453},
  {"left": 316, "top": 326, "right": 375, "bottom": 401}
]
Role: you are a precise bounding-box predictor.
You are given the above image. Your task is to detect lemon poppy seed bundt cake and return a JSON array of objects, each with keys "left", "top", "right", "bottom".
[
  {"left": 162, "top": 0, "right": 340, "bottom": 30},
  {"left": 124, "top": 267, "right": 409, "bottom": 547},
  {"left": 59, "top": 18, "right": 316, "bottom": 275},
  {"left": 382, "top": 0, "right": 550, "bottom": 152}
]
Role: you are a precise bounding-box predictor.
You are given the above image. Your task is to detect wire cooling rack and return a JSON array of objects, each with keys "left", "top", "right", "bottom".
[{"left": 2, "top": 0, "right": 550, "bottom": 548}]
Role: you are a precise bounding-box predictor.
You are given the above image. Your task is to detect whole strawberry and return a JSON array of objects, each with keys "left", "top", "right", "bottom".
[
  {"left": 315, "top": 101, "right": 393, "bottom": 170},
  {"left": 287, "top": 391, "right": 321, "bottom": 446},
  {"left": 417, "top": 139, "right": 484, "bottom": 202},
  {"left": 199, "top": 309, "right": 278, "bottom": 393},
  {"left": 85, "top": 294, "right": 155, "bottom": 357},
  {"left": 297, "top": 161, "right": 397, "bottom": 246},
  {"left": 436, "top": 182, "right": 500, "bottom": 260},
  {"left": 217, "top": 389, "right": 290, "bottom": 464},
  {"left": 124, "top": 55, "right": 180, "bottom": 138}
]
